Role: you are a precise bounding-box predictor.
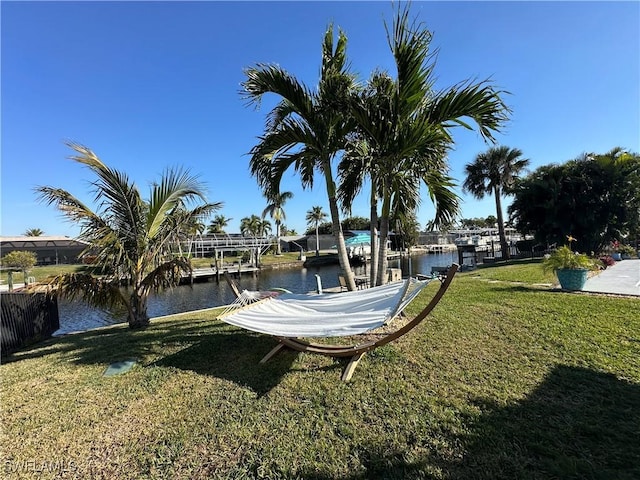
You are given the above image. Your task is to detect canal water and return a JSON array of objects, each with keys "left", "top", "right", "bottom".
[{"left": 55, "top": 252, "right": 457, "bottom": 335}]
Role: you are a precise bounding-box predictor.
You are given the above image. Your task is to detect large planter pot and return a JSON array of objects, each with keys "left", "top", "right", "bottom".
[{"left": 556, "top": 268, "right": 588, "bottom": 291}]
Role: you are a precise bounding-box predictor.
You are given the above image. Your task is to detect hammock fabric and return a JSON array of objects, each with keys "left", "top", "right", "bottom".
[
  {"left": 218, "top": 264, "right": 459, "bottom": 381},
  {"left": 218, "top": 278, "right": 428, "bottom": 338}
]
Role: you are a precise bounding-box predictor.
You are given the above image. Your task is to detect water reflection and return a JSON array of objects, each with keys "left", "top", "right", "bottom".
[{"left": 55, "top": 252, "right": 457, "bottom": 335}]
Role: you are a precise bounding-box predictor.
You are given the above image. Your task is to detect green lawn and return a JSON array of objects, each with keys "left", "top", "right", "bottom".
[
  {"left": 1, "top": 266, "right": 638, "bottom": 479},
  {"left": 0, "top": 264, "right": 87, "bottom": 285},
  {"left": 191, "top": 252, "right": 305, "bottom": 269},
  {"left": 470, "top": 258, "right": 557, "bottom": 285}
]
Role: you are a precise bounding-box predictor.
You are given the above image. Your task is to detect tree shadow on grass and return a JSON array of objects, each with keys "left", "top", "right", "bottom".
[
  {"left": 154, "top": 332, "right": 297, "bottom": 396},
  {"left": 449, "top": 364, "right": 640, "bottom": 480},
  {"left": 2, "top": 319, "right": 227, "bottom": 366},
  {"left": 488, "top": 284, "right": 555, "bottom": 295},
  {"left": 4, "top": 318, "right": 297, "bottom": 394},
  {"left": 298, "top": 365, "right": 640, "bottom": 480}
]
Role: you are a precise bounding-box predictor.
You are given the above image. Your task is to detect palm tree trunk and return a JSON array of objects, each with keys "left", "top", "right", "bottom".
[
  {"left": 128, "top": 288, "right": 150, "bottom": 329},
  {"left": 323, "top": 162, "right": 356, "bottom": 291},
  {"left": 494, "top": 187, "right": 510, "bottom": 260},
  {"left": 376, "top": 214, "right": 390, "bottom": 285},
  {"left": 369, "top": 185, "right": 379, "bottom": 287},
  {"left": 315, "top": 224, "right": 320, "bottom": 257},
  {"left": 276, "top": 221, "right": 282, "bottom": 255},
  {"left": 329, "top": 199, "right": 356, "bottom": 290},
  {"left": 376, "top": 180, "right": 392, "bottom": 285}
]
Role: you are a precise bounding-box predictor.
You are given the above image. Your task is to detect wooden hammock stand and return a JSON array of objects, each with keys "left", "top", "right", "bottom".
[{"left": 225, "top": 264, "right": 459, "bottom": 381}]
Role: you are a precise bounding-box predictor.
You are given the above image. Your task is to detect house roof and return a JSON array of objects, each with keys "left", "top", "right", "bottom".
[{"left": 0, "top": 236, "right": 90, "bottom": 248}]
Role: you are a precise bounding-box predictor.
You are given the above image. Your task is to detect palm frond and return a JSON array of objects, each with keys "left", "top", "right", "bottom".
[
  {"left": 140, "top": 257, "right": 192, "bottom": 292},
  {"left": 423, "top": 171, "right": 461, "bottom": 228},
  {"left": 249, "top": 117, "right": 320, "bottom": 193},
  {"left": 147, "top": 167, "right": 208, "bottom": 239},
  {"left": 34, "top": 186, "right": 103, "bottom": 228},
  {"left": 387, "top": 5, "right": 436, "bottom": 116},
  {"left": 50, "top": 273, "right": 126, "bottom": 310},
  {"left": 241, "top": 64, "right": 315, "bottom": 120},
  {"left": 427, "top": 79, "right": 511, "bottom": 143}
]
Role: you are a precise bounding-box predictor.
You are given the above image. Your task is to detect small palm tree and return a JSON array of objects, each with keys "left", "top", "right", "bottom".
[
  {"left": 35, "top": 142, "right": 221, "bottom": 329},
  {"left": 306, "top": 206, "right": 328, "bottom": 256},
  {"left": 463, "top": 146, "right": 529, "bottom": 260},
  {"left": 262, "top": 191, "right": 293, "bottom": 255},
  {"left": 207, "top": 214, "right": 232, "bottom": 235},
  {"left": 240, "top": 214, "right": 271, "bottom": 237},
  {"left": 23, "top": 228, "right": 44, "bottom": 236}
]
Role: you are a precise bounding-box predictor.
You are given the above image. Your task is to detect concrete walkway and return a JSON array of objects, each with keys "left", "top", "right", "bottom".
[{"left": 583, "top": 258, "right": 640, "bottom": 297}]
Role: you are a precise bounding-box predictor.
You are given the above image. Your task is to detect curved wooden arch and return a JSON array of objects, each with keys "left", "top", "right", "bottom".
[{"left": 260, "top": 264, "right": 459, "bottom": 381}]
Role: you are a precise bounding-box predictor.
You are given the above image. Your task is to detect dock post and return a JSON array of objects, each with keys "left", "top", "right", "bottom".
[{"left": 214, "top": 248, "right": 220, "bottom": 283}]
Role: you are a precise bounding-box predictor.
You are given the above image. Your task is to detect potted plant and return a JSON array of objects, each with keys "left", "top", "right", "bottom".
[{"left": 542, "top": 236, "right": 595, "bottom": 291}]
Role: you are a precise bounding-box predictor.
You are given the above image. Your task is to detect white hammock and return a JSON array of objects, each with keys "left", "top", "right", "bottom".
[{"left": 217, "top": 278, "right": 432, "bottom": 338}]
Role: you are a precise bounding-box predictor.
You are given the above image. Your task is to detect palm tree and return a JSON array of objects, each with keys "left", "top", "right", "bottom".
[
  {"left": 240, "top": 214, "right": 271, "bottom": 237},
  {"left": 182, "top": 215, "right": 206, "bottom": 258},
  {"left": 35, "top": 142, "right": 221, "bottom": 329},
  {"left": 340, "top": 5, "right": 510, "bottom": 285},
  {"left": 306, "top": 206, "right": 328, "bottom": 256},
  {"left": 23, "top": 228, "right": 44, "bottom": 236},
  {"left": 463, "top": 146, "right": 529, "bottom": 260},
  {"left": 207, "top": 214, "right": 232, "bottom": 235},
  {"left": 262, "top": 191, "right": 293, "bottom": 255},
  {"left": 241, "top": 23, "right": 360, "bottom": 291},
  {"left": 240, "top": 214, "right": 271, "bottom": 265}
]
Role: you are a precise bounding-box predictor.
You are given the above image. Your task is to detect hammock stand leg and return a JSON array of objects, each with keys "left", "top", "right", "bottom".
[
  {"left": 260, "top": 342, "right": 287, "bottom": 364},
  {"left": 342, "top": 352, "right": 365, "bottom": 382},
  {"left": 260, "top": 341, "right": 365, "bottom": 382}
]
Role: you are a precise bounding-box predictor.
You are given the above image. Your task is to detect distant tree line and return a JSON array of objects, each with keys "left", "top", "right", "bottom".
[
  {"left": 457, "top": 216, "right": 499, "bottom": 229},
  {"left": 304, "top": 216, "right": 371, "bottom": 236}
]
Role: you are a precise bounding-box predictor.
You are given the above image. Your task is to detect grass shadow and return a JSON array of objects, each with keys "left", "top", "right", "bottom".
[
  {"left": 153, "top": 331, "right": 296, "bottom": 395},
  {"left": 489, "top": 284, "right": 553, "bottom": 294},
  {"left": 4, "top": 318, "right": 296, "bottom": 395},
  {"left": 1, "top": 318, "right": 228, "bottom": 366},
  {"left": 297, "top": 365, "right": 640, "bottom": 479},
  {"left": 475, "top": 257, "right": 544, "bottom": 270},
  {"left": 447, "top": 364, "right": 640, "bottom": 479}
]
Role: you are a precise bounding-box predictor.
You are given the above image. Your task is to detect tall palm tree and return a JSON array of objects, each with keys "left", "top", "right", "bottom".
[
  {"left": 262, "top": 191, "right": 293, "bottom": 255},
  {"left": 306, "top": 206, "right": 328, "bottom": 256},
  {"left": 23, "top": 228, "right": 44, "bottom": 236},
  {"left": 207, "top": 214, "right": 232, "bottom": 235},
  {"left": 340, "top": 5, "right": 510, "bottom": 285},
  {"left": 241, "top": 24, "right": 360, "bottom": 291},
  {"left": 35, "top": 142, "right": 221, "bottom": 329},
  {"left": 463, "top": 146, "right": 529, "bottom": 260}
]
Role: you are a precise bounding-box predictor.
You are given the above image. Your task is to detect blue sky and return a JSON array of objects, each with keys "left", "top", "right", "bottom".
[{"left": 2, "top": 1, "right": 638, "bottom": 237}]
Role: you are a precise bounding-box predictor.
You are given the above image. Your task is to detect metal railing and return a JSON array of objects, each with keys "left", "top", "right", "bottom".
[{"left": 182, "top": 234, "right": 274, "bottom": 257}]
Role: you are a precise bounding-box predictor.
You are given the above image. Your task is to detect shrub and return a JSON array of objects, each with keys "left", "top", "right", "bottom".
[
  {"left": 599, "top": 255, "right": 616, "bottom": 268},
  {"left": 1, "top": 251, "right": 37, "bottom": 271},
  {"left": 617, "top": 244, "right": 636, "bottom": 256}
]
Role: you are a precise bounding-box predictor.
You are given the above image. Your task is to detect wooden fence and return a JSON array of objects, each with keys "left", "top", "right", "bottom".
[{"left": 1, "top": 292, "right": 59, "bottom": 357}]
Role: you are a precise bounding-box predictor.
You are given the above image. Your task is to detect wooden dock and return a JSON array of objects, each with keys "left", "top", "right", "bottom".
[{"left": 183, "top": 266, "right": 259, "bottom": 283}]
